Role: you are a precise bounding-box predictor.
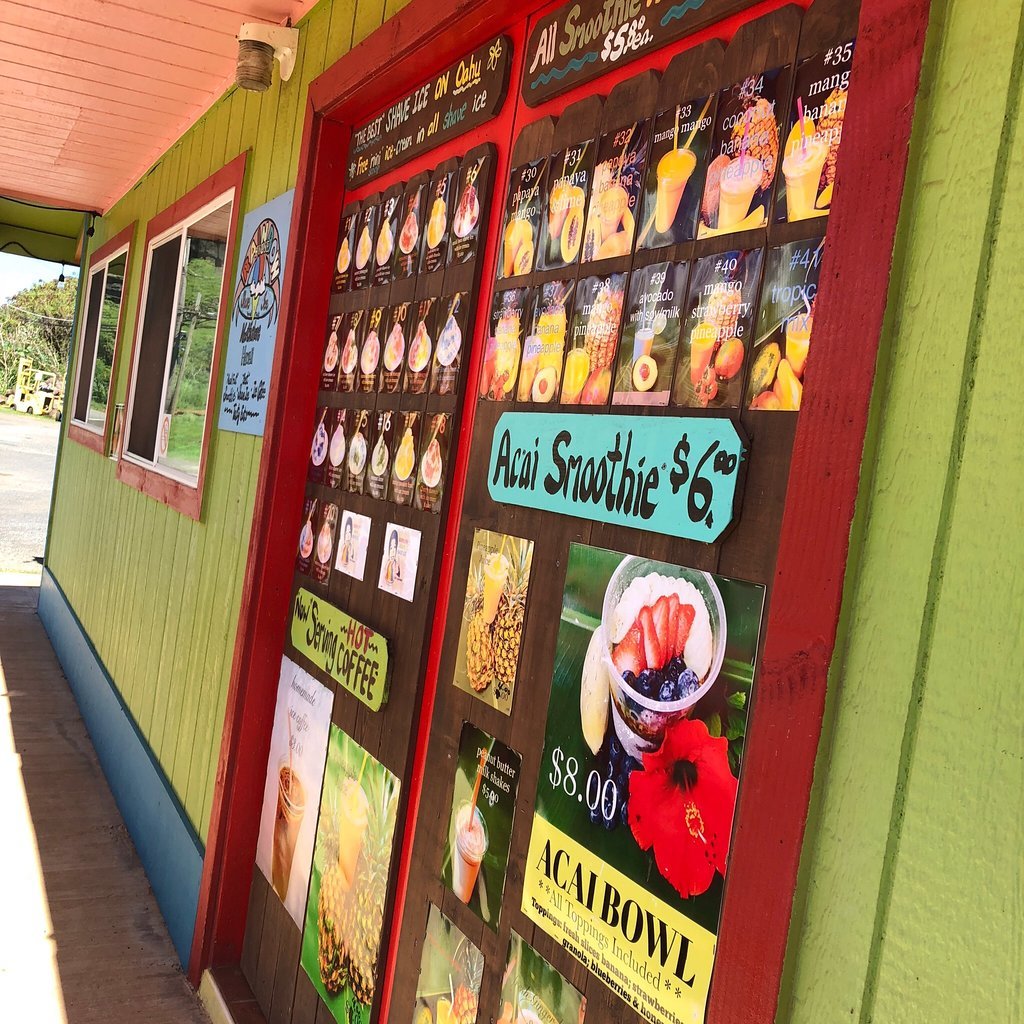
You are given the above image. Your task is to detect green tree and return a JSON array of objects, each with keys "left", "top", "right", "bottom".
[{"left": 0, "top": 278, "right": 77, "bottom": 395}]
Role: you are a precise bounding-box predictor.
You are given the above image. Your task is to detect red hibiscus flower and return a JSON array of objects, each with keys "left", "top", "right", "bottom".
[{"left": 628, "top": 717, "right": 737, "bottom": 899}]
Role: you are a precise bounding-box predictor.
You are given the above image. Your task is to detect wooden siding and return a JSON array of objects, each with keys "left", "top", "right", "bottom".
[{"left": 47, "top": 0, "right": 411, "bottom": 844}]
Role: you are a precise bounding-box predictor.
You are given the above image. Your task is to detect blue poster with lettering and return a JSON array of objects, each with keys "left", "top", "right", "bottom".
[{"left": 217, "top": 189, "right": 294, "bottom": 435}]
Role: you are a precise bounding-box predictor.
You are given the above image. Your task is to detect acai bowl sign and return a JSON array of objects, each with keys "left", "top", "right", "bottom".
[
  {"left": 218, "top": 189, "right": 295, "bottom": 436},
  {"left": 487, "top": 412, "right": 744, "bottom": 542}
]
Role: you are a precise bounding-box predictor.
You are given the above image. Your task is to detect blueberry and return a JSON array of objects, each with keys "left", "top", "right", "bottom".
[
  {"left": 679, "top": 668, "right": 699, "bottom": 696},
  {"left": 622, "top": 670, "right": 636, "bottom": 689},
  {"left": 619, "top": 800, "right": 630, "bottom": 826},
  {"left": 637, "top": 669, "right": 657, "bottom": 696},
  {"left": 658, "top": 680, "right": 675, "bottom": 702},
  {"left": 588, "top": 804, "right": 603, "bottom": 826},
  {"left": 602, "top": 812, "right": 616, "bottom": 831},
  {"left": 609, "top": 735, "right": 623, "bottom": 761}
]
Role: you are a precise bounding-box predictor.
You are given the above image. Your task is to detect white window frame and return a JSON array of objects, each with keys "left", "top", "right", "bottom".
[
  {"left": 71, "top": 242, "right": 130, "bottom": 433},
  {"left": 121, "top": 188, "right": 235, "bottom": 486}
]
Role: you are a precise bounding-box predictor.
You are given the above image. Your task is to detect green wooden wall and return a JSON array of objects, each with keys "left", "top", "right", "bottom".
[
  {"left": 47, "top": 0, "right": 412, "bottom": 844},
  {"left": 780, "top": 0, "right": 1024, "bottom": 1020}
]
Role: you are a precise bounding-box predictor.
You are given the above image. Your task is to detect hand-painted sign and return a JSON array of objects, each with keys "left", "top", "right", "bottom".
[
  {"left": 522, "top": 0, "right": 747, "bottom": 107},
  {"left": 346, "top": 36, "right": 512, "bottom": 187},
  {"left": 487, "top": 412, "right": 744, "bottom": 541},
  {"left": 218, "top": 189, "right": 294, "bottom": 435},
  {"left": 290, "top": 587, "right": 390, "bottom": 711}
]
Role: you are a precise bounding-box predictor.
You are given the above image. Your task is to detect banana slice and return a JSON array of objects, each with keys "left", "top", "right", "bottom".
[{"left": 581, "top": 626, "right": 611, "bottom": 755}]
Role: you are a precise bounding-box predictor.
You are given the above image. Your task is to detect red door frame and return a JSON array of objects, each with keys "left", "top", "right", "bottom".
[{"left": 191, "top": 2, "right": 933, "bottom": 1022}]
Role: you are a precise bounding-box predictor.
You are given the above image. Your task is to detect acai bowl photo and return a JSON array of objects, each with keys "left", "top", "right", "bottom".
[{"left": 529, "top": 542, "right": 765, "bottom": 939}]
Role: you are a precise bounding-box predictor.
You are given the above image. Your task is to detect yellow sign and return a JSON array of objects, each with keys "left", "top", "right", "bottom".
[
  {"left": 522, "top": 816, "right": 716, "bottom": 1024},
  {"left": 290, "top": 588, "right": 389, "bottom": 711}
]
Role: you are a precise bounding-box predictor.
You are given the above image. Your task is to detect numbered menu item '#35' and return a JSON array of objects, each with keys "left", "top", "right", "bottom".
[{"left": 523, "top": 543, "right": 765, "bottom": 1024}]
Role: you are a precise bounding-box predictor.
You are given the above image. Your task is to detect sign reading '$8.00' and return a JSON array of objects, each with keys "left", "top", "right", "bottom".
[
  {"left": 291, "top": 588, "right": 389, "bottom": 711},
  {"left": 487, "top": 413, "right": 745, "bottom": 542}
]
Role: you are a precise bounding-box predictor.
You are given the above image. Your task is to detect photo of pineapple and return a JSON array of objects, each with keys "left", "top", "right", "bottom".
[
  {"left": 454, "top": 530, "right": 534, "bottom": 716},
  {"left": 301, "top": 726, "right": 400, "bottom": 1024},
  {"left": 412, "top": 905, "right": 484, "bottom": 1024}
]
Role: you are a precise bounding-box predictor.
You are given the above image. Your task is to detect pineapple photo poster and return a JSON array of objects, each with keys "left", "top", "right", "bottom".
[
  {"left": 441, "top": 722, "right": 522, "bottom": 929},
  {"left": 699, "top": 69, "right": 787, "bottom": 238},
  {"left": 521, "top": 543, "right": 765, "bottom": 1024},
  {"left": 746, "top": 238, "right": 824, "bottom": 412},
  {"left": 496, "top": 931, "right": 587, "bottom": 1024},
  {"left": 412, "top": 904, "right": 483, "bottom": 1024},
  {"left": 453, "top": 529, "right": 534, "bottom": 715},
  {"left": 255, "top": 657, "right": 334, "bottom": 928},
  {"left": 301, "top": 726, "right": 401, "bottom": 1023}
]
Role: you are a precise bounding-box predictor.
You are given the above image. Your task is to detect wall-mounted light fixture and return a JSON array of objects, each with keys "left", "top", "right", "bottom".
[{"left": 236, "top": 21, "right": 299, "bottom": 92}]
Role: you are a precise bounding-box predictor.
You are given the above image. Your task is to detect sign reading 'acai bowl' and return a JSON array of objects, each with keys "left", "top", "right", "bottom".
[{"left": 487, "top": 413, "right": 745, "bottom": 542}]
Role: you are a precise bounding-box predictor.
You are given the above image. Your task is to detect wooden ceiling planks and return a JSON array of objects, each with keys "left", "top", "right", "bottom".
[{"left": 0, "top": 0, "right": 310, "bottom": 212}]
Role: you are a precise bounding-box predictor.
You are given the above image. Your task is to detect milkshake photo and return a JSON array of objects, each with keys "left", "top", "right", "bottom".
[
  {"left": 255, "top": 658, "right": 333, "bottom": 927},
  {"left": 442, "top": 722, "right": 521, "bottom": 929}
]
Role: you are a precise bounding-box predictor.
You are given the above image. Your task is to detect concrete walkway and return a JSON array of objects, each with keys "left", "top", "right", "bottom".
[{"left": 0, "top": 580, "right": 210, "bottom": 1024}]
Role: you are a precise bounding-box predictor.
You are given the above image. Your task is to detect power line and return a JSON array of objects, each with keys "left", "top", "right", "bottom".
[{"left": 1, "top": 303, "right": 74, "bottom": 324}]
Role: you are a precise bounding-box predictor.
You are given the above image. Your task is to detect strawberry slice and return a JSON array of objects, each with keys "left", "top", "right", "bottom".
[
  {"left": 638, "top": 606, "right": 663, "bottom": 670},
  {"left": 667, "top": 594, "right": 681, "bottom": 656},
  {"left": 612, "top": 622, "right": 646, "bottom": 677},
  {"left": 651, "top": 596, "right": 673, "bottom": 660},
  {"left": 676, "top": 604, "right": 695, "bottom": 658}
]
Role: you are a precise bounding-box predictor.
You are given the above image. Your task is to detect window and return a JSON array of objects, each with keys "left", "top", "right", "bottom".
[
  {"left": 67, "top": 223, "right": 135, "bottom": 453},
  {"left": 117, "top": 153, "right": 246, "bottom": 518},
  {"left": 124, "top": 196, "right": 234, "bottom": 482}
]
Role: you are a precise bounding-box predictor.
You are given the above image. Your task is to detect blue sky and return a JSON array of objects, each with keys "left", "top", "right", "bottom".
[{"left": 0, "top": 252, "right": 79, "bottom": 304}]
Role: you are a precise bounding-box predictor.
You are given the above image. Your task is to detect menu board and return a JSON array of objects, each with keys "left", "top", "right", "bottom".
[
  {"left": 776, "top": 42, "right": 854, "bottom": 222},
  {"left": 582, "top": 121, "right": 650, "bottom": 263},
  {"left": 613, "top": 260, "right": 688, "bottom": 406},
  {"left": 517, "top": 279, "right": 574, "bottom": 404},
  {"left": 699, "top": 69, "right": 787, "bottom": 237},
  {"left": 346, "top": 34, "right": 512, "bottom": 187},
  {"left": 747, "top": 237, "right": 824, "bottom": 411},
  {"left": 637, "top": 96, "right": 716, "bottom": 248},
  {"left": 672, "top": 249, "right": 764, "bottom": 409},
  {"left": 498, "top": 158, "right": 547, "bottom": 280},
  {"left": 562, "top": 273, "right": 626, "bottom": 406},
  {"left": 539, "top": 141, "right": 594, "bottom": 270}
]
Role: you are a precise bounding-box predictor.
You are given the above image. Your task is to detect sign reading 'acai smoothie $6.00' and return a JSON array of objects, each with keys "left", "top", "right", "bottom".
[{"left": 487, "top": 413, "right": 745, "bottom": 542}]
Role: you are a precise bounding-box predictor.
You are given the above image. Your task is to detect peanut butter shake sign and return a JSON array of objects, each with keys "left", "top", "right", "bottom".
[{"left": 523, "top": 0, "right": 748, "bottom": 107}]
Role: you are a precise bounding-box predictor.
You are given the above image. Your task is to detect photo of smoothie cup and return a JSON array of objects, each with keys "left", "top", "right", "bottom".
[
  {"left": 785, "top": 310, "right": 812, "bottom": 377},
  {"left": 336, "top": 777, "right": 370, "bottom": 889},
  {"left": 655, "top": 148, "right": 697, "bottom": 233},
  {"left": 599, "top": 556, "right": 726, "bottom": 759},
  {"left": 481, "top": 553, "right": 509, "bottom": 623},
  {"left": 782, "top": 136, "right": 829, "bottom": 221},
  {"left": 452, "top": 801, "right": 488, "bottom": 904},
  {"left": 632, "top": 326, "right": 655, "bottom": 362},
  {"left": 718, "top": 155, "right": 764, "bottom": 229},
  {"left": 271, "top": 760, "right": 305, "bottom": 901}
]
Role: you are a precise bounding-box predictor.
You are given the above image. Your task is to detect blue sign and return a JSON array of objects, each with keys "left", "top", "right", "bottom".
[
  {"left": 218, "top": 189, "right": 294, "bottom": 435},
  {"left": 487, "top": 412, "right": 745, "bottom": 542}
]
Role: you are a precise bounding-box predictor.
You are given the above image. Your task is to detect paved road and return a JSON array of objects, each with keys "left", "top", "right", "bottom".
[{"left": 0, "top": 410, "right": 59, "bottom": 574}]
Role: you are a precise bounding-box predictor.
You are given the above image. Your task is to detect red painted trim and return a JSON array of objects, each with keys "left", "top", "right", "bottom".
[
  {"left": 114, "top": 152, "right": 248, "bottom": 522},
  {"left": 66, "top": 220, "right": 137, "bottom": 457},
  {"left": 708, "top": 1, "right": 932, "bottom": 1019},
  {"left": 66, "top": 421, "right": 106, "bottom": 455},
  {"left": 188, "top": 99, "right": 341, "bottom": 979}
]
